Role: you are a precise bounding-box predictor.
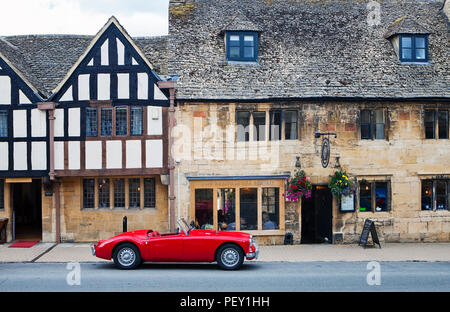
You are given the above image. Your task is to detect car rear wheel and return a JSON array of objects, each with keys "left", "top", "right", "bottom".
[
  {"left": 113, "top": 243, "right": 141, "bottom": 270},
  {"left": 216, "top": 243, "right": 244, "bottom": 270}
]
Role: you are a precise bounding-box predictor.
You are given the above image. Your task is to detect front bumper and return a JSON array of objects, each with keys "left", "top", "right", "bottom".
[
  {"left": 246, "top": 243, "right": 259, "bottom": 260},
  {"left": 91, "top": 244, "right": 96, "bottom": 256}
]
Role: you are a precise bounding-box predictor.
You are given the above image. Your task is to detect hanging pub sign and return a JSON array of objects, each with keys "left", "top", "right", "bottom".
[
  {"left": 359, "top": 219, "right": 381, "bottom": 248},
  {"left": 314, "top": 132, "right": 337, "bottom": 169}
]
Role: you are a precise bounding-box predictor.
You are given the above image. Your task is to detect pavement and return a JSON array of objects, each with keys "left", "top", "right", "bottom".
[{"left": 1, "top": 242, "right": 450, "bottom": 263}]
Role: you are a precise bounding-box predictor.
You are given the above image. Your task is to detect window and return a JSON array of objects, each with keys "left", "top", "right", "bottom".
[
  {"left": 98, "top": 178, "right": 110, "bottom": 208},
  {"left": 262, "top": 188, "right": 279, "bottom": 230},
  {"left": 360, "top": 109, "right": 385, "bottom": 140},
  {"left": 130, "top": 106, "right": 143, "bottom": 136},
  {"left": 217, "top": 188, "right": 236, "bottom": 231},
  {"left": 359, "top": 180, "right": 390, "bottom": 212},
  {"left": 226, "top": 32, "right": 258, "bottom": 62},
  {"left": 438, "top": 110, "right": 449, "bottom": 139},
  {"left": 240, "top": 188, "right": 258, "bottom": 230},
  {"left": 0, "top": 110, "right": 8, "bottom": 137},
  {"left": 424, "top": 110, "right": 435, "bottom": 139},
  {"left": 115, "top": 107, "right": 127, "bottom": 136},
  {"left": 284, "top": 111, "right": 298, "bottom": 140},
  {"left": 195, "top": 189, "right": 213, "bottom": 229},
  {"left": 86, "top": 108, "right": 97, "bottom": 137},
  {"left": 191, "top": 180, "right": 284, "bottom": 232},
  {"left": 100, "top": 108, "right": 113, "bottom": 136},
  {"left": 422, "top": 179, "right": 449, "bottom": 211},
  {"left": 425, "top": 109, "right": 449, "bottom": 139},
  {"left": 129, "top": 178, "right": 141, "bottom": 208},
  {"left": 399, "top": 34, "right": 428, "bottom": 63},
  {"left": 82, "top": 177, "right": 157, "bottom": 209},
  {"left": 236, "top": 111, "right": 250, "bottom": 142},
  {"left": 270, "top": 110, "right": 281, "bottom": 141},
  {"left": 83, "top": 179, "right": 95, "bottom": 208},
  {"left": 0, "top": 180, "right": 4, "bottom": 209},
  {"left": 113, "top": 178, "right": 125, "bottom": 208},
  {"left": 144, "top": 178, "right": 156, "bottom": 208},
  {"left": 252, "top": 112, "right": 266, "bottom": 141}
]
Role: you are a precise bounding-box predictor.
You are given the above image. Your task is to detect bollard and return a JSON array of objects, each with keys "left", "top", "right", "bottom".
[{"left": 123, "top": 216, "right": 127, "bottom": 233}]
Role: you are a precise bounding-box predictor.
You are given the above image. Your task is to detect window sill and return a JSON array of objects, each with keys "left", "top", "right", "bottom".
[
  {"left": 399, "top": 61, "right": 431, "bottom": 65},
  {"left": 219, "top": 61, "right": 260, "bottom": 66},
  {"left": 240, "top": 230, "right": 285, "bottom": 236}
]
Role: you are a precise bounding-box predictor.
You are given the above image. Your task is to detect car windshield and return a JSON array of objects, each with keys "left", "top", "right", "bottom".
[{"left": 177, "top": 218, "right": 191, "bottom": 235}]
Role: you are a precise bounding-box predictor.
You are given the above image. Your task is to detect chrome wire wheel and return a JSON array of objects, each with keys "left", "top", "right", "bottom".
[
  {"left": 220, "top": 247, "right": 240, "bottom": 268},
  {"left": 117, "top": 247, "right": 136, "bottom": 267},
  {"left": 113, "top": 243, "right": 141, "bottom": 269}
]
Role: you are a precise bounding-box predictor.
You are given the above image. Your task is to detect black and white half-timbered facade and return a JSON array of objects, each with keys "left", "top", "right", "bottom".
[{"left": 0, "top": 17, "right": 172, "bottom": 242}]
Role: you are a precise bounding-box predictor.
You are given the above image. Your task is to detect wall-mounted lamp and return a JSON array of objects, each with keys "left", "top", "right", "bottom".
[
  {"left": 295, "top": 156, "right": 301, "bottom": 168},
  {"left": 334, "top": 156, "right": 341, "bottom": 169}
]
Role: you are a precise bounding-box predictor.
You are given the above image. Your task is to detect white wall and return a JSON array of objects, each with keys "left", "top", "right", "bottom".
[
  {"left": 147, "top": 106, "right": 162, "bottom": 135},
  {"left": 54, "top": 141, "right": 65, "bottom": 170},
  {"left": 146, "top": 139, "right": 163, "bottom": 168},
  {"left": 106, "top": 140, "right": 122, "bottom": 168},
  {"left": 13, "top": 110, "right": 27, "bottom": 138},
  {"left": 31, "top": 108, "right": 47, "bottom": 137},
  {"left": 0, "top": 142, "right": 8, "bottom": 170},
  {"left": 97, "top": 74, "right": 110, "bottom": 100},
  {"left": 85, "top": 141, "right": 102, "bottom": 169},
  {"left": 68, "top": 107, "right": 80, "bottom": 137},
  {"left": 78, "top": 74, "right": 90, "bottom": 101},
  {"left": 68, "top": 141, "right": 80, "bottom": 170},
  {"left": 0, "top": 76, "right": 11, "bottom": 104},
  {"left": 31, "top": 141, "right": 47, "bottom": 170},
  {"left": 13, "top": 142, "right": 27, "bottom": 170},
  {"left": 126, "top": 140, "right": 141, "bottom": 168}
]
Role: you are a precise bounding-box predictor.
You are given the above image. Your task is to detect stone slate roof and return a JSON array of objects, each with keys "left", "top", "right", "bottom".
[
  {"left": 0, "top": 34, "right": 168, "bottom": 98},
  {"left": 168, "top": 0, "right": 450, "bottom": 101}
]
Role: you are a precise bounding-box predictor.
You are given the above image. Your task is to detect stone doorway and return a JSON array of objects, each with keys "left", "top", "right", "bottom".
[{"left": 301, "top": 185, "right": 333, "bottom": 244}]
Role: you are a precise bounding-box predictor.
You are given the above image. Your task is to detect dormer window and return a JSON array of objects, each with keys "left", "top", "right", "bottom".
[
  {"left": 399, "top": 34, "right": 428, "bottom": 63},
  {"left": 226, "top": 32, "right": 258, "bottom": 62}
]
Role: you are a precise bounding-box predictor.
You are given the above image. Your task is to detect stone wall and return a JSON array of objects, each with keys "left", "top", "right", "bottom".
[
  {"left": 42, "top": 176, "right": 169, "bottom": 242},
  {"left": 173, "top": 100, "right": 450, "bottom": 244}
]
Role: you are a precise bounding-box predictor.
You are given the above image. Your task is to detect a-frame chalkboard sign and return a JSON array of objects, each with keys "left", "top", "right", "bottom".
[{"left": 359, "top": 219, "right": 381, "bottom": 248}]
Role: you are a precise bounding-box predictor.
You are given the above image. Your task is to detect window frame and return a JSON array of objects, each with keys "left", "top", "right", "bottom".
[
  {"left": 226, "top": 31, "right": 259, "bottom": 62},
  {"left": 0, "top": 179, "right": 4, "bottom": 210},
  {"left": 399, "top": 34, "right": 429, "bottom": 63},
  {"left": 424, "top": 109, "right": 449, "bottom": 140},
  {"left": 189, "top": 179, "right": 285, "bottom": 234},
  {"left": 360, "top": 109, "right": 386, "bottom": 140},
  {"left": 358, "top": 180, "right": 391, "bottom": 213},
  {"left": 81, "top": 177, "right": 157, "bottom": 210},
  {"left": 421, "top": 179, "right": 450, "bottom": 211},
  {"left": 0, "top": 110, "right": 8, "bottom": 138}
]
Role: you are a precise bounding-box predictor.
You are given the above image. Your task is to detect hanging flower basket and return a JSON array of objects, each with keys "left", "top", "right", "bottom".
[
  {"left": 283, "top": 170, "right": 312, "bottom": 202},
  {"left": 328, "top": 170, "right": 356, "bottom": 200}
]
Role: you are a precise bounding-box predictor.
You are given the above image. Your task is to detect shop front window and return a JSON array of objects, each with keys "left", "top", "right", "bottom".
[
  {"left": 262, "top": 188, "right": 279, "bottom": 230},
  {"left": 217, "top": 188, "right": 236, "bottom": 231},
  {"left": 195, "top": 189, "right": 213, "bottom": 229},
  {"left": 240, "top": 188, "right": 258, "bottom": 230},
  {"left": 190, "top": 180, "right": 284, "bottom": 232}
]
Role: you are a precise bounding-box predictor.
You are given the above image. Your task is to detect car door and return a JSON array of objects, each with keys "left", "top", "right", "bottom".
[
  {"left": 145, "top": 233, "right": 184, "bottom": 262},
  {"left": 182, "top": 230, "right": 217, "bottom": 262}
]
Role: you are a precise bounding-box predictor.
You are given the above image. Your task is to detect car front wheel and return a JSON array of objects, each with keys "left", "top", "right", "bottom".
[
  {"left": 216, "top": 243, "right": 244, "bottom": 270},
  {"left": 113, "top": 243, "right": 141, "bottom": 270}
]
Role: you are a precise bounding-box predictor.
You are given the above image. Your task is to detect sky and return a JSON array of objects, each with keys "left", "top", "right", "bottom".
[{"left": 0, "top": 0, "right": 169, "bottom": 37}]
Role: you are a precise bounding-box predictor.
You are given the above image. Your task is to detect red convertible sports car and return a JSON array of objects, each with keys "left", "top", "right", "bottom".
[{"left": 91, "top": 218, "right": 259, "bottom": 270}]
